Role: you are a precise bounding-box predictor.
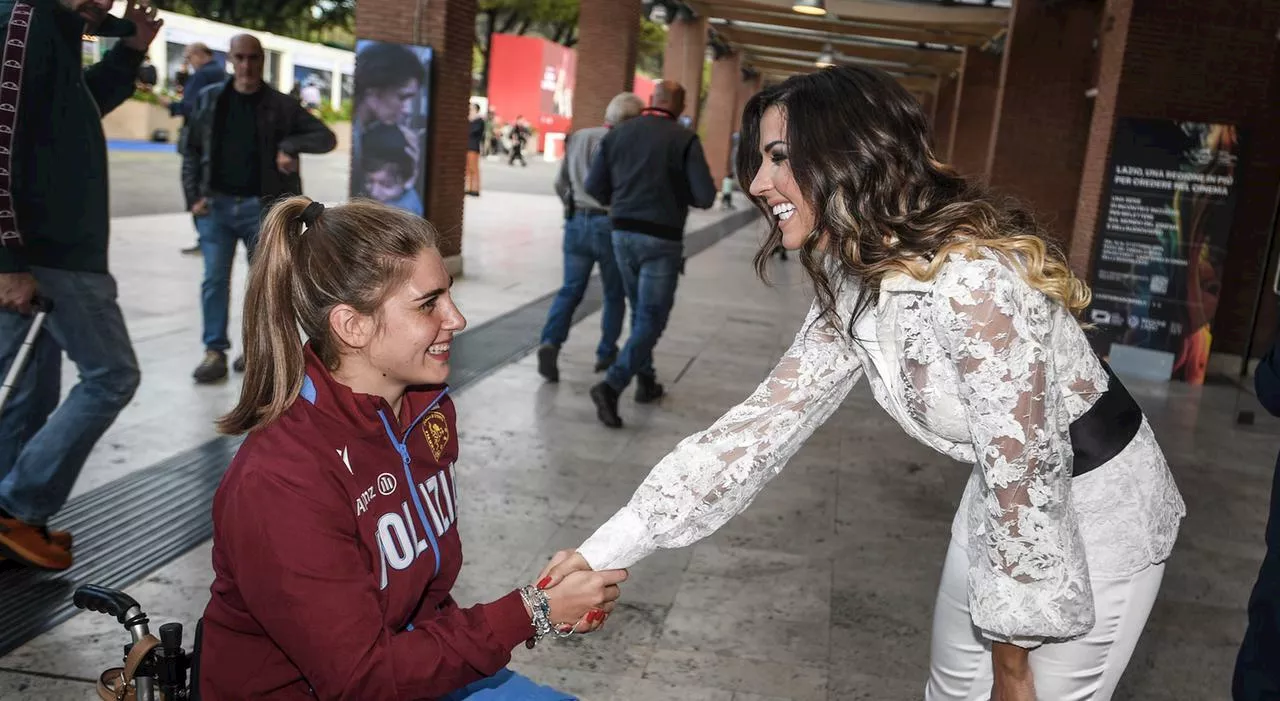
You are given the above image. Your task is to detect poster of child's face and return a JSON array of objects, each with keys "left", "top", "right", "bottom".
[{"left": 350, "top": 39, "right": 433, "bottom": 218}]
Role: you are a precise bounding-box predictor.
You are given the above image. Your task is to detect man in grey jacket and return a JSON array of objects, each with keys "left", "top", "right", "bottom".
[
  {"left": 537, "top": 92, "right": 645, "bottom": 383},
  {"left": 584, "top": 81, "right": 717, "bottom": 428}
]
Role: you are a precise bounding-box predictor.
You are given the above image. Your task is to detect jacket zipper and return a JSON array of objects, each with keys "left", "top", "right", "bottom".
[{"left": 374, "top": 388, "right": 451, "bottom": 578}]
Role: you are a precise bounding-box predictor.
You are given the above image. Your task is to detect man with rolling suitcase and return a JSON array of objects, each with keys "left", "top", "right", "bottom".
[{"left": 0, "top": 0, "right": 161, "bottom": 570}]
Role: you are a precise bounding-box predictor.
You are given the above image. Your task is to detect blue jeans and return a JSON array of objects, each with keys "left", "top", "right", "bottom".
[
  {"left": 539, "top": 212, "right": 625, "bottom": 363},
  {"left": 0, "top": 268, "right": 140, "bottom": 524},
  {"left": 197, "top": 195, "right": 264, "bottom": 352},
  {"left": 441, "top": 668, "right": 574, "bottom": 700},
  {"left": 605, "top": 230, "right": 683, "bottom": 392}
]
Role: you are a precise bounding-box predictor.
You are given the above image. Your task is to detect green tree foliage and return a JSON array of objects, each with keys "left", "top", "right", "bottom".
[
  {"left": 156, "top": 0, "right": 355, "bottom": 46},
  {"left": 478, "top": 0, "right": 579, "bottom": 47},
  {"left": 636, "top": 18, "right": 666, "bottom": 78}
]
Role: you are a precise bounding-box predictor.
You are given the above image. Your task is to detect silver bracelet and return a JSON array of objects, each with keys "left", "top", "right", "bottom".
[
  {"left": 519, "top": 585, "right": 589, "bottom": 647},
  {"left": 519, "top": 585, "right": 554, "bottom": 648}
]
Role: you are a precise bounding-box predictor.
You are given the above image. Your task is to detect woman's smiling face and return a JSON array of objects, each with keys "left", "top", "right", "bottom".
[{"left": 748, "top": 106, "right": 814, "bottom": 250}]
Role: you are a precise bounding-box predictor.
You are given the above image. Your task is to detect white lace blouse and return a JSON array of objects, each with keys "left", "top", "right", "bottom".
[{"left": 577, "top": 249, "right": 1186, "bottom": 646}]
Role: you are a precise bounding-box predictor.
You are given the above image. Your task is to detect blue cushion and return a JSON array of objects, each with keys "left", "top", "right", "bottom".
[{"left": 441, "top": 668, "right": 575, "bottom": 701}]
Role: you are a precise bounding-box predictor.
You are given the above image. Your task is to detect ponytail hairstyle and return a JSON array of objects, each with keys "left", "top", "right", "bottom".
[{"left": 218, "top": 197, "right": 438, "bottom": 435}]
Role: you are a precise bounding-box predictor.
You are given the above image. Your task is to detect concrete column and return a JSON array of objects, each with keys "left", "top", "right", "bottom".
[
  {"left": 662, "top": 15, "right": 707, "bottom": 127},
  {"left": 356, "top": 0, "right": 476, "bottom": 270},
  {"left": 571, "top": 0, "right": 642, "bottom": 133},
  {"left": 1070, "top": 0, "right": 1280, "bottom": 356},
  {"left": 948, "top": 48, "right": 1001, "bottom": 179},
  {"left": 933, "top": 74, "right": 958, "bottom": 162},
  {"left": 985, "top": 0, "right": 1102, "bottom": 243},
  {"left": 702, "top": 51, "right": 742, "bottom": 185}
]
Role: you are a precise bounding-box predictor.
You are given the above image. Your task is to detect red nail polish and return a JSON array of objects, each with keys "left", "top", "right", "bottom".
[
  {"left": 537, "top": 577, "right": 551, "bottom": 590},
  {"left": 591, "top": 610, "right": 603, "bottom": 623}
]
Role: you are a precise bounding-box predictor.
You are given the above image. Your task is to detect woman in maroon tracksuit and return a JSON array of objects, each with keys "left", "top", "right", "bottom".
[{"left": 199, "top": 198, "right": 627, "bottom": 700}]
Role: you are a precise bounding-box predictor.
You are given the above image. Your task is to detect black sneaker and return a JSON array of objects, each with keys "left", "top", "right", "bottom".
[
  {"left": 181, "top": 244, "right": 202, "bottom": 256},
  {"left": 594, "top": 350, "right": 617, "bottom": 374},
  {"left": 537, "top": 344, "right": 560, "bottom": 382},
  {"left": 635, "top": 374, "right": 665, "bottom": 404},
  {"left": 589, "top": 382, "right": 623, "bottom": 428},
  {"left": 233, "top": 355, "right": 246, "bottom": 373},
  {"left": 193, "top": 350, "right": 228, "bottom": 384}
]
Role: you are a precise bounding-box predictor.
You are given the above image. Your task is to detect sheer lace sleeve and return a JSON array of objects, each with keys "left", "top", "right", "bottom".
[
  {"left": 578, "top": 301, "right": 864, "bottom": 571},
  {"left": 931, "top": 257, "right": 1094, "bottom": 647}
]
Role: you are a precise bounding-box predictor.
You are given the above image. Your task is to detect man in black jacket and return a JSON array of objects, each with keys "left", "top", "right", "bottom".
[
  {"left": 583, "top": 80, "right": 717, "bottom": 428},
  {"left": 1236, "top": 333, "right": 1280, "bottom": 700},
  {"left": 182, "top": 33, "right": 336, "bottom": 383},
  {"left": 0, "top": 0, "right": 160, "bottom": 570}
]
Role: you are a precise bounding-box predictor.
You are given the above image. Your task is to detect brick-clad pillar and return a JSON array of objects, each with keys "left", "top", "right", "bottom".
[
  {"left": 948, "top": 48, "right": 1002, "bottom": 179},
  {"left": 985, "top": 0, "right": 1102, "bottom": 243},
  {"left": 356, "top": 0, "right": 476, "bottom": 269},
  {"left": 702, "top": 51, "right": 741, "bottom": 185},
  {"left": 918, "top": 91, "right": 935, "bottom": 129},
  {"left": 1070, "top": 0, "right": 1280, "bottom": 356},
  {"left": 734, "top": 71, "right": 762, "bottom": 135},
  {"left": 933, "top": 74, "right": 958, "bottom": 162},
  {"left": 663, "top": 15, "right": 707, "bottom": 127},
  {"left": 571, "top": 0, "right": 642, "bottom": 133}
]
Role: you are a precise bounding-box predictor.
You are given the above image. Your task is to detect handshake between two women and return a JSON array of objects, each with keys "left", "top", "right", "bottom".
[{"left": 527, "top": 551, "right": 619, "bottom": 638}]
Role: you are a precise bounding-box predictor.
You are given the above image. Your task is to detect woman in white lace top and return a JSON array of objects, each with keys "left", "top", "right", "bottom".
[{"left": 540, "top": 66, "right": 1185, "bottom": 700}]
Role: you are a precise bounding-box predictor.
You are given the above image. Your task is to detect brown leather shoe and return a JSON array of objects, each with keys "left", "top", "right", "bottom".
[
  {"left": 0, "top": 515, "right": 73, "bottom": 570},
  {"left": 0, "top": 528, "right": 70, "bottom": 562}
]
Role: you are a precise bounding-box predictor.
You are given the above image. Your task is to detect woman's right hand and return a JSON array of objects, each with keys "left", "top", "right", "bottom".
[{"left": 539, "top": 568, "right": 628, "bottom": 633}]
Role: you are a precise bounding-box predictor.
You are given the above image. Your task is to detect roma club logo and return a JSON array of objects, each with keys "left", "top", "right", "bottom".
[{"left": 422, "top": 410, "right": 449, "bottom": 461}]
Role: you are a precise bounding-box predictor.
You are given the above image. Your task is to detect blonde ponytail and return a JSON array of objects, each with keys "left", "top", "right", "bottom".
[
  {"left": 217, "top": 197, "right": 312, "bottom": 435},
  {"left": 217, "top": 196, "right": 439, "bottom": 435}
]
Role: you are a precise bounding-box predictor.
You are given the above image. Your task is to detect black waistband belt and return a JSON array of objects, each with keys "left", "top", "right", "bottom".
[{"left": 1069, "top": 361, "right": 1143, "bottom": 478}]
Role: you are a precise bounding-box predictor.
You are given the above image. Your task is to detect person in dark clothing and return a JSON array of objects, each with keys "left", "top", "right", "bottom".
[
  {"left": 583, "top": 80, "right": 717, "bottom": 428},
  {"left": 508, "top": 117, "right": 529, "bottom": 167},
  {"left": 465, "top": 102, "right": 484, "bottom": 196},
  {"left": 136, "top": 53, "right": 157, "bottom": 89},
  {"left": 167, "top": 42, "right": 224, "bottom": 254},
  {"left": 1235, "top": 334, "right": 1280, "bottom": 700},
  {"left": 0, "top": 0, "right": 160, "bottom": 571},
  {"left": 182, "top": 33, "right": 336, "bottom": 384},
  {"left": 536, "top": 92, "right": 644, "bottom": 384},
  {"left": 200, "top": 197, "right": 625, "bottom": 700}
]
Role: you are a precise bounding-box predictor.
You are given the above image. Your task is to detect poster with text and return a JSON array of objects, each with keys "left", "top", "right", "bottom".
[
  {"left": 1085, "top": 118, "right": 1242, "bottom": 384},
  {"left": 350, "top": 40, "right": 433, "bottom": 218}
]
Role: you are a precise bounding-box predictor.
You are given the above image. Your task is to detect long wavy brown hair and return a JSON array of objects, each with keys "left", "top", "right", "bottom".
[{"left": 735, "top": 65, "right": 1090, "bottom": 333}]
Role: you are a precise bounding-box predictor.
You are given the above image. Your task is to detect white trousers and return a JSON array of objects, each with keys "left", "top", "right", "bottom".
[{"left": 924, "top": 538, "right": 1165, "bottom": 701}]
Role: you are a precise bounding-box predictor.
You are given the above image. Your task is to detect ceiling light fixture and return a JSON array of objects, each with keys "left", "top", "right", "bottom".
[
  {"left": 648, "top": 1, "right": 669, "bottom": 23},
  {"left": 815, "top": 43, "right": 836, "bottom": 68},
  {"left": 792, "top": 0, "right": 827, "bottom": 16}
]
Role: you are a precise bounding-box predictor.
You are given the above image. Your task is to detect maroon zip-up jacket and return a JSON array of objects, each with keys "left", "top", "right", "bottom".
[{"left": 200, "top": 348, "right": 533, "bottom": 700}]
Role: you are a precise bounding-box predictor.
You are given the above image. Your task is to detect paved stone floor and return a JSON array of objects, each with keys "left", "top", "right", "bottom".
[{"left": 0, "top": 155, "right": 1274, "bottom": 700}]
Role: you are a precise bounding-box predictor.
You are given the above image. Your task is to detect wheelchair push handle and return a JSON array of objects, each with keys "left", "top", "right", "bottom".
[{"left": 73, "top": 584, "right": 142, "bottom": 625}]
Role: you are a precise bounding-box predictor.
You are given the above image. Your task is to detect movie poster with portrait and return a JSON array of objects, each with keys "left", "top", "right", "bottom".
[
  {"left": 350, "top": 40, "right": 433, "bottom": 219},
  {"left": 1085, "top": 118, "right": 1243, "bottom": 384}
]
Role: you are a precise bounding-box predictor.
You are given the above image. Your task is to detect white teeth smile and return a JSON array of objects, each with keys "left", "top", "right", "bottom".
[
  {"left": 428, "top": 343, "right": 450, "bottom": 355},
  {"left": 772, "top": 202, "right": 796, "bottom": 221}
]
